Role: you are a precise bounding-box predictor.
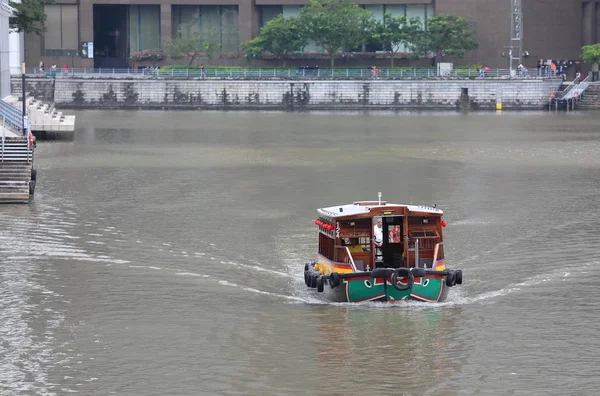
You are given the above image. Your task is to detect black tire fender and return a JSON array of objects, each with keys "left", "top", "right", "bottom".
[
  {"left": 316, "top": 276, "right": 324, "bottom": 292},
  {"left": 446, "top": 271, "right": 456, "bottom": 287},
  {"left": 31, "top": 169, "right": 37, "bottom": 181},
  {"left": 455, "top": 270, "right": 463, "bottom": 285},
  {"left": 391, "top": 267, "right": 414, "bottom": 292},
  {"left": 329, "top": 272, "right": 341, "bottom": 289},
  {"left": 310, "top": 274, "right": 318, "bottom": 288}
]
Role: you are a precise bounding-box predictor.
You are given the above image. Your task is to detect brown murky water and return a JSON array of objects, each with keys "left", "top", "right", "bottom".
[{"left": 1, "top": 110, "right": 600, "bottom": 395}]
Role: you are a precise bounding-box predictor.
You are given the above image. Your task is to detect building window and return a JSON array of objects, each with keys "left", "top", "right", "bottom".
[
  {"left": 43, "top": 5, "right": 78, "bottom": 56},
  {"left": 129, "top": 5, "right": 161, "bottom": 52},
  {"left": 172, "top": 5, "right": 240, "bottom": 55},
  {"left": 259, "top": 5, "right": 283, "bottom": 28}
]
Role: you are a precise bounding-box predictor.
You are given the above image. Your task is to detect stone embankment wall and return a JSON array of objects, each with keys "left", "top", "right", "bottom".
[{"left": 12, "top": 77, "right": 562, "bottom": 110}]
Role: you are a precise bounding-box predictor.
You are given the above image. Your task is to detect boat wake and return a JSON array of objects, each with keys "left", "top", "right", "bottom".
[{"left": 446, "top": 259, "right": 597, "bottom": 306}]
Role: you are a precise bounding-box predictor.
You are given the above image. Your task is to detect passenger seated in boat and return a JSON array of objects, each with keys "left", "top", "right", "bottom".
[{"left": 348, "top": 238, "right": 364, "bottom": 253}]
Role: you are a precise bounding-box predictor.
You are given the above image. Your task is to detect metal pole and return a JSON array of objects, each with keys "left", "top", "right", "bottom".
[
  {"left": 21, "top": 62, "right": 26, "bottom": 136},
  {"left": 2, "top": 116, "right": 5, "bottom": 162},
  {"left": 415, "top": 239, "right": 420, "bottom": 268}
]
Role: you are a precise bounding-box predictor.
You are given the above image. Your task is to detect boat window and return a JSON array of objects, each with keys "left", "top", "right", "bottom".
[
  {"left": 341, "top": 237, "right": 371, "bottom": 252},
  {"left": 409, "top": 231, "right": 438, "bottom": 238}
]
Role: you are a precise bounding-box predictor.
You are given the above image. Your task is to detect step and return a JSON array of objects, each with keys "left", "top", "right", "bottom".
[
  {"left": 0, "top": 198, "right": 30, "bottom": 204},
  {"left": 0, "top": 194, "right": 31, "bottom": 203},
  {"left": 0, "top": 160, "right": 31, "bottom": 164},
  {"left": 0, "top": 187, "right": 30, "bottom": 194},
  {"left": 0, "top": 169, "right": 31, "bottom": 175},
  {"left": 0, "top": 153, "right": 34, "bottom": 158},
  {"left": 0, "top": 166, "right": 31, "bottom": 171},
  {"left": 0, "top": 161, "right": 32, "bottom": 166},
  {"left": 0, "top": 178, "right": 32, "bottom": 183},
  {"left": 0, "top": 169, "right": 32, "bottom": 174},
  {"left": 576, "top": 105, "right": 600, "bottom": 110},
  {"left": 0, "top": 180, "right": 30, "bottom": 185},
  {"left": 0, "top": 159, "right": 33, "bottom": 164},
  {"left": 0, "top": 152, "right": 34, "bottom": 156}
]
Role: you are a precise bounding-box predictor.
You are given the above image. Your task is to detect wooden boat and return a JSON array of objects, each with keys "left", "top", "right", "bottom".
[{"left": 303, "top": 194, "right": 462, "bottom": 303}]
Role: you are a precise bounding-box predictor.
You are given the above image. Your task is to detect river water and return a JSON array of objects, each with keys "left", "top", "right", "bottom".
[{"left": 1, "top": 110, "right": 599, "bottom": 395}]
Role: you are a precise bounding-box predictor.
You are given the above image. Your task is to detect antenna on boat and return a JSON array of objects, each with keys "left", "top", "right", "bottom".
[{"left": 378, "top": 192, "right": 382, "bottom": 205}]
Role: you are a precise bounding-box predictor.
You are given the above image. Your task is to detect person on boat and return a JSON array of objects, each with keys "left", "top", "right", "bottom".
[
  {"left": 373, "top": 218, "right": 383, "bottom": 260},
  {"left": 348, "top": 238, "right": 363, "bottom": 253},
  {"left": 373, "top": 218, "right": 383, "bottom": 248}
]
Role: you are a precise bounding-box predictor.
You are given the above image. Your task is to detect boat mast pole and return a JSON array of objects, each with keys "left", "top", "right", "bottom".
[
  {"left": 415, "top": 239, "right": 420, "bottom": 268},
  {"left": 378, "top": 191, "right": 382, "bottom": 205}
]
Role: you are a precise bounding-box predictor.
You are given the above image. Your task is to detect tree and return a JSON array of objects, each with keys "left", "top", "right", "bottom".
[
  {"left": 581, "top": 43, "right": 600, "bottom": 72},
  {"left": 9, "top": 0, "right": 55, "bottom": 34},
  {"left": 298, "top": 0, "right": 373, "bottom": 67},
  {"left": 369, "top": 13, "right": 424, "bottom": 68},
  {"left": 166, "top": 17, "right": 220, "bottom": 66},
  {"left": 241, "top": 15, "right": 306, "bottom": 66},
  {"left": 414, "top": 14, "right": 478, "bottom": 63}
]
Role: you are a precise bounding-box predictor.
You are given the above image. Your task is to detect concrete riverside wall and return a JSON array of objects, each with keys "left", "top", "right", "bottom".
[{"left": 11, "top": 77, "right": 562, "bottom": 111}]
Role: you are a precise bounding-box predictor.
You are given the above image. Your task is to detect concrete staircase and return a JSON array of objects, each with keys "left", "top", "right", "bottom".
[
  {"left": 577, "top": 83, "right": 600, "bottom": 110},
  {"left": 0, "top": 138, "right": 35, "bottom": 203},
  {"left": 4, "top": 96, "right": 75, "bottom": 133}
]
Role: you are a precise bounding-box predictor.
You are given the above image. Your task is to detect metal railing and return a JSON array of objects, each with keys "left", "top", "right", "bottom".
[
  {"left": 432, "top": 242, "right": 444, "bottom": 266},
  {"left": 0, "top": 124, "right": 31, "bottom": 163},
  {"left": 566, "top": 74, "right": 592, "bottom": 100},
  {"left": 22, "top": 67, "right": 562, "bottom": 80},
  {"left": 335, "top": 246, "right": 359, "bottom": 273},
  {"left": 0, "top": 99, "right": 23, "bottom": 133}
]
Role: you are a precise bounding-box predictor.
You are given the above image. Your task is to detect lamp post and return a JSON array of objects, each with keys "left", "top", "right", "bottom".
[{"left": 21, "top": 61, "right": 26, "bottom": 136}]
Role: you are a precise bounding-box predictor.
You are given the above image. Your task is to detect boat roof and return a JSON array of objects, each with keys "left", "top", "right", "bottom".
[{"left": 317, "top": 201, "right": 443, "bottom": 219}]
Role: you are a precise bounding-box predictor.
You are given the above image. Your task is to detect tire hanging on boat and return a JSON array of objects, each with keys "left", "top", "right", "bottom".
[
  {"left": 455, "top": 270, "right": 463, "bottom": 285},
  {"left": 391, "top": 268, "right": 414, "bottom": 292},
  {"left": 329, "top": 272, "right": 341, "bottom": 288},
  {"left": 445, "top": 271, "right": 456, "bottom": 287},
  {"left": 316, "top": 277, "right": 324, "bottom": 292}
]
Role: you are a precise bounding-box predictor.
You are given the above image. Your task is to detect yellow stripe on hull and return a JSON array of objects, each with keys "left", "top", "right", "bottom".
[{"left": 315, "top": 257, "right": 354, "bottom": 274}]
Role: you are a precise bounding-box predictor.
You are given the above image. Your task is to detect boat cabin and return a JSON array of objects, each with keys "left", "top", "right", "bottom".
[{"left": 315, "top": 200, "right": 446, "bottom": 272}]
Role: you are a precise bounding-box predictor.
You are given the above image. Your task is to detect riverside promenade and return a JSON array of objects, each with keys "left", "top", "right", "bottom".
[{"left": 11, "top": 68, "right": 565, "bottom": 111}]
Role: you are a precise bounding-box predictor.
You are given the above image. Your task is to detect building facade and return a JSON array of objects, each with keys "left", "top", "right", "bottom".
[
  {"left": 1, "top": 0, "right": 13, "bottom": 98},
  {"left": 22, "top": 0, "right": 600, "bottom": 71}
]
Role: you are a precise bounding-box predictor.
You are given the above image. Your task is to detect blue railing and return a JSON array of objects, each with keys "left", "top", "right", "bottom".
[
  {"left": 23, "top": 67, "right": 561, "bottom": 80},
  {"left": 0, "top": 99, "right": 24, "bottom": 133}
]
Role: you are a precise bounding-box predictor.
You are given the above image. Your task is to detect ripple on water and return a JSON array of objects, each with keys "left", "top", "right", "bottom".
[{"left": 0, "top": 201, "right": 134, "bottom": 394}]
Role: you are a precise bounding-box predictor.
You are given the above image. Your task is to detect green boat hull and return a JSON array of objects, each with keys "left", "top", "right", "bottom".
[{"left": 323, "top": 274, "right": 449, "bottom": 303}]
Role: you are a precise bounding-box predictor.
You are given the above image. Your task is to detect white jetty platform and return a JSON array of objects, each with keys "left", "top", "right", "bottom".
[{"left": 4, "top": 95, "right": 75, "bottom": 134}]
